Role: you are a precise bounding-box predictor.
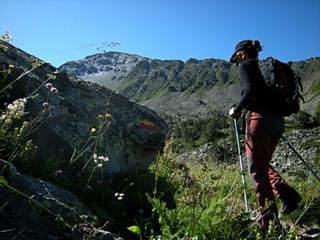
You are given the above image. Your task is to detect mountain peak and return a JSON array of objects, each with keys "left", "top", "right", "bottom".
[{"left": 60, "top": 51, "right": 150, "bottom": 88}]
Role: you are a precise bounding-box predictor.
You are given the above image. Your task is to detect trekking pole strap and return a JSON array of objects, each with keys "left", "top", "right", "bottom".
[{"left": 281, "top": 136, "right": 320, "bottom": 182}]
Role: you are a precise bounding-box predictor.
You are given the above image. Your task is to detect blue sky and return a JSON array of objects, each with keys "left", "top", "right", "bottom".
[{"left": 1, "top": 0, "right": 319, "bottom": 67}]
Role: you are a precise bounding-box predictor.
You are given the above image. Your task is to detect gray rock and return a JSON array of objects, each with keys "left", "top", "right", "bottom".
[
  {"left": 0, "top": 159, "right": 98, "bottom": 239},
  {"left": 0, "top": 40, "right": 168, "bottom": 175},
  {"left": 271, "top": 127, "right": 320, "bottom": 179}
]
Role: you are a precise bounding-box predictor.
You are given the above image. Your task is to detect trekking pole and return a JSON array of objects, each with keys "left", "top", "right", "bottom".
[
  {"left": 281, "top": 136, "right": 320, "bottom": 182},
  {"left": 233, "top": 118, "right": 249, "bottom": 213}
]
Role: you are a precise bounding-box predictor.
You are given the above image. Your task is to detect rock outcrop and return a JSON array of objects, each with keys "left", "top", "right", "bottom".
[
  {"left": 0, "top": 40, "right": 168, "bottom": 174},
  {"left": 0, "top": 159, "right": 122, "bottom": 240}
]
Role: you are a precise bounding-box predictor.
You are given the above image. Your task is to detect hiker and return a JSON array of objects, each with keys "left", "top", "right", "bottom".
[{"left": 228, "top": 40, "right": 301, "bottom": 229}]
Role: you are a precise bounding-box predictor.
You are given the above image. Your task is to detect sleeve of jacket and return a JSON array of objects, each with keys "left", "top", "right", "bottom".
[{"left": 234, "top": 63, "right": 254, "bottom": 113}]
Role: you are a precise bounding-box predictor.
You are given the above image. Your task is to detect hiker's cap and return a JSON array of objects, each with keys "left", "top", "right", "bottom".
[{"left": 229, "top": 40, "right": 260, "bottom": 63}]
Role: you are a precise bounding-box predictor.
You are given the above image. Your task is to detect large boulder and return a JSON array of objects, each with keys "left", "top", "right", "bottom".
[
  {"left": 0, "top": 159, "right": 122, "bottom": 239},
  {"left": 0, "top": 40, "right": 168, "bottom": 174}
]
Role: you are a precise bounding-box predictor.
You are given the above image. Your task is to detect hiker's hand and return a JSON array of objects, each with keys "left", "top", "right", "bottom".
[{"left": 229, "top": 107, "right": 239, "bottom": 118}]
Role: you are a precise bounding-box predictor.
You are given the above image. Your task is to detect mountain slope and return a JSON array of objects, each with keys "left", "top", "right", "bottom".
[
  {"left": 60, "top": 53, "right": 239, "bottom": 118},
  {"left": 60, "top": 52, "right": 320, "bottom": 119},
  {"left": 290, "top": 58, "right": 320, "bottom": 115}
]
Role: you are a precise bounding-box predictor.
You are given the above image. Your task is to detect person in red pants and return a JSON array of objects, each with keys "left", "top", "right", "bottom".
[{"left": 228, "top": 40, "right": 301, "bottom": 229}]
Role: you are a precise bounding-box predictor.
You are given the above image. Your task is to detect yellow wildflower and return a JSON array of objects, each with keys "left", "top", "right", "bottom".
[
  {"left": 105, "top": 113, "right": 112, "bottom": 120},
  {"left": 47, "top": 74, "right": 56, "bottom": 80},
  {"left": 0, "top": 44, "right": 8, "bottom": 52},
  {"left": 8, "top": 64, "right": 14, "bottom": 69},
  {"left": 90, "top": 128, "right": 97, "bottom": 134}
]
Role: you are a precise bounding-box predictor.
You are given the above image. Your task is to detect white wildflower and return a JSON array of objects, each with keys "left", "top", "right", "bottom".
[
  {"left": 42, "top": 102, "right": 49, "bottom": 108},
  {"left": 47, "top": 74, "right": 56, "bottom": 81},
  {"left": 114, "top": 192, "right": 125, "bottom": 200},
  {"left": 50, "top": 87, "right": 58, "bottom": 94},
  {"left": 6, "top": 98, "right": 27, "bottom": 116},
  {"left": 54, "top": 169, "right": 63, "bottom": 176},
  {"left": 93, "top": 155, "right": 109, "bottom": 167},
  {"left": 97, "top": 156, "right": 109, "bottom": 162},
  {"left": 45, "top": 83, "right": 53, "bottom": 89},
  {"left": 1, "top": 31, "right": 13, "bottom": 44},
  {"left": 6, "top": 104, "right": 14, "bottom": 110}
]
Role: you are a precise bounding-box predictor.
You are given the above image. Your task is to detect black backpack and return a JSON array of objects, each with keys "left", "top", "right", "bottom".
[{"left": 258, "top": 57, "right": 304, "bottom": 116}]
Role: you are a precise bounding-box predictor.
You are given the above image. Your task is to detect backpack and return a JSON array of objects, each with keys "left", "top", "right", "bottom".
[{"left": 258, "top": 57, "right": 304, "bottom": 116}]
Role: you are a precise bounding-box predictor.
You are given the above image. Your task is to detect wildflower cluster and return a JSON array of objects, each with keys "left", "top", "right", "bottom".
[
  {"left": 45, "top": 82, "right": 58, "bottom": 95},
  {"left": 96, "top": 41, "right": 120, "bottom": 53},
  {"left": 90, "top": 113, "right": 112, "bottom": 136},
  {"left": 1, "top": 31, "right": 13, "bottom": 44},
  {"left": 30, "top": 57, "right": 44, "bottom": 69},
  {"left": 97, "top": 113, "right": 112, "bottom": 132},
  {"left": 0, "top": 98, "right": 39, "bottom": 163},
  {"left": 98, "top": 112, "right": 112, "bottom": 122},
  {"left": 71, "top": 113, "right": 112, "bottom": 169},
  {"left": 38, "top": 73, "right": 59, "bottom": 111},
  {"left": 1, "top": 98, "right": 27, "bottom": 124},
  {"left": 93, "top": 154, "right": 109, "bottom": 168},
  {"left": 0, "top": 66, "right": 58, "bottom": 166},
  {"left": 7, "top": 98, "right": 27, "bottom": 114},
  {"left": 114, "top": 192, "right": 125, "bottom": 200}
]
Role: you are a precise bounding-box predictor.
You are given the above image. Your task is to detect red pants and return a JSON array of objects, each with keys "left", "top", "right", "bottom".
[{"left": 245, "top": 111, "right": 296, "bottom": 228}]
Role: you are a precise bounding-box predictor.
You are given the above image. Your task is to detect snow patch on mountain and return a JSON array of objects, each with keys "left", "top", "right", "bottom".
[{"left": 60, "top": 52, "right": 148, "bottom": 88}]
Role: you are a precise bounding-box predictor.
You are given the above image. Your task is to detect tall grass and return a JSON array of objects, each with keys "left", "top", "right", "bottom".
[{"left": 144, "top": 139, "right": 320, "bottom": 239}]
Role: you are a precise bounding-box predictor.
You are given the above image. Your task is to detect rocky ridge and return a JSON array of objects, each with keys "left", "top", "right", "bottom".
[
  {"left": 60, "top": 52, "right": 320, "bottom": 119},
  {"left": 60, "top": 53, "right": 239, "bottom": 118}
]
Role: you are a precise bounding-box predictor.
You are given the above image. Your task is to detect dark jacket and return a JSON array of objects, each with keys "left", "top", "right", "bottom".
[{"left": 234, "top": 58, "right": 274, "bottom": 114}]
